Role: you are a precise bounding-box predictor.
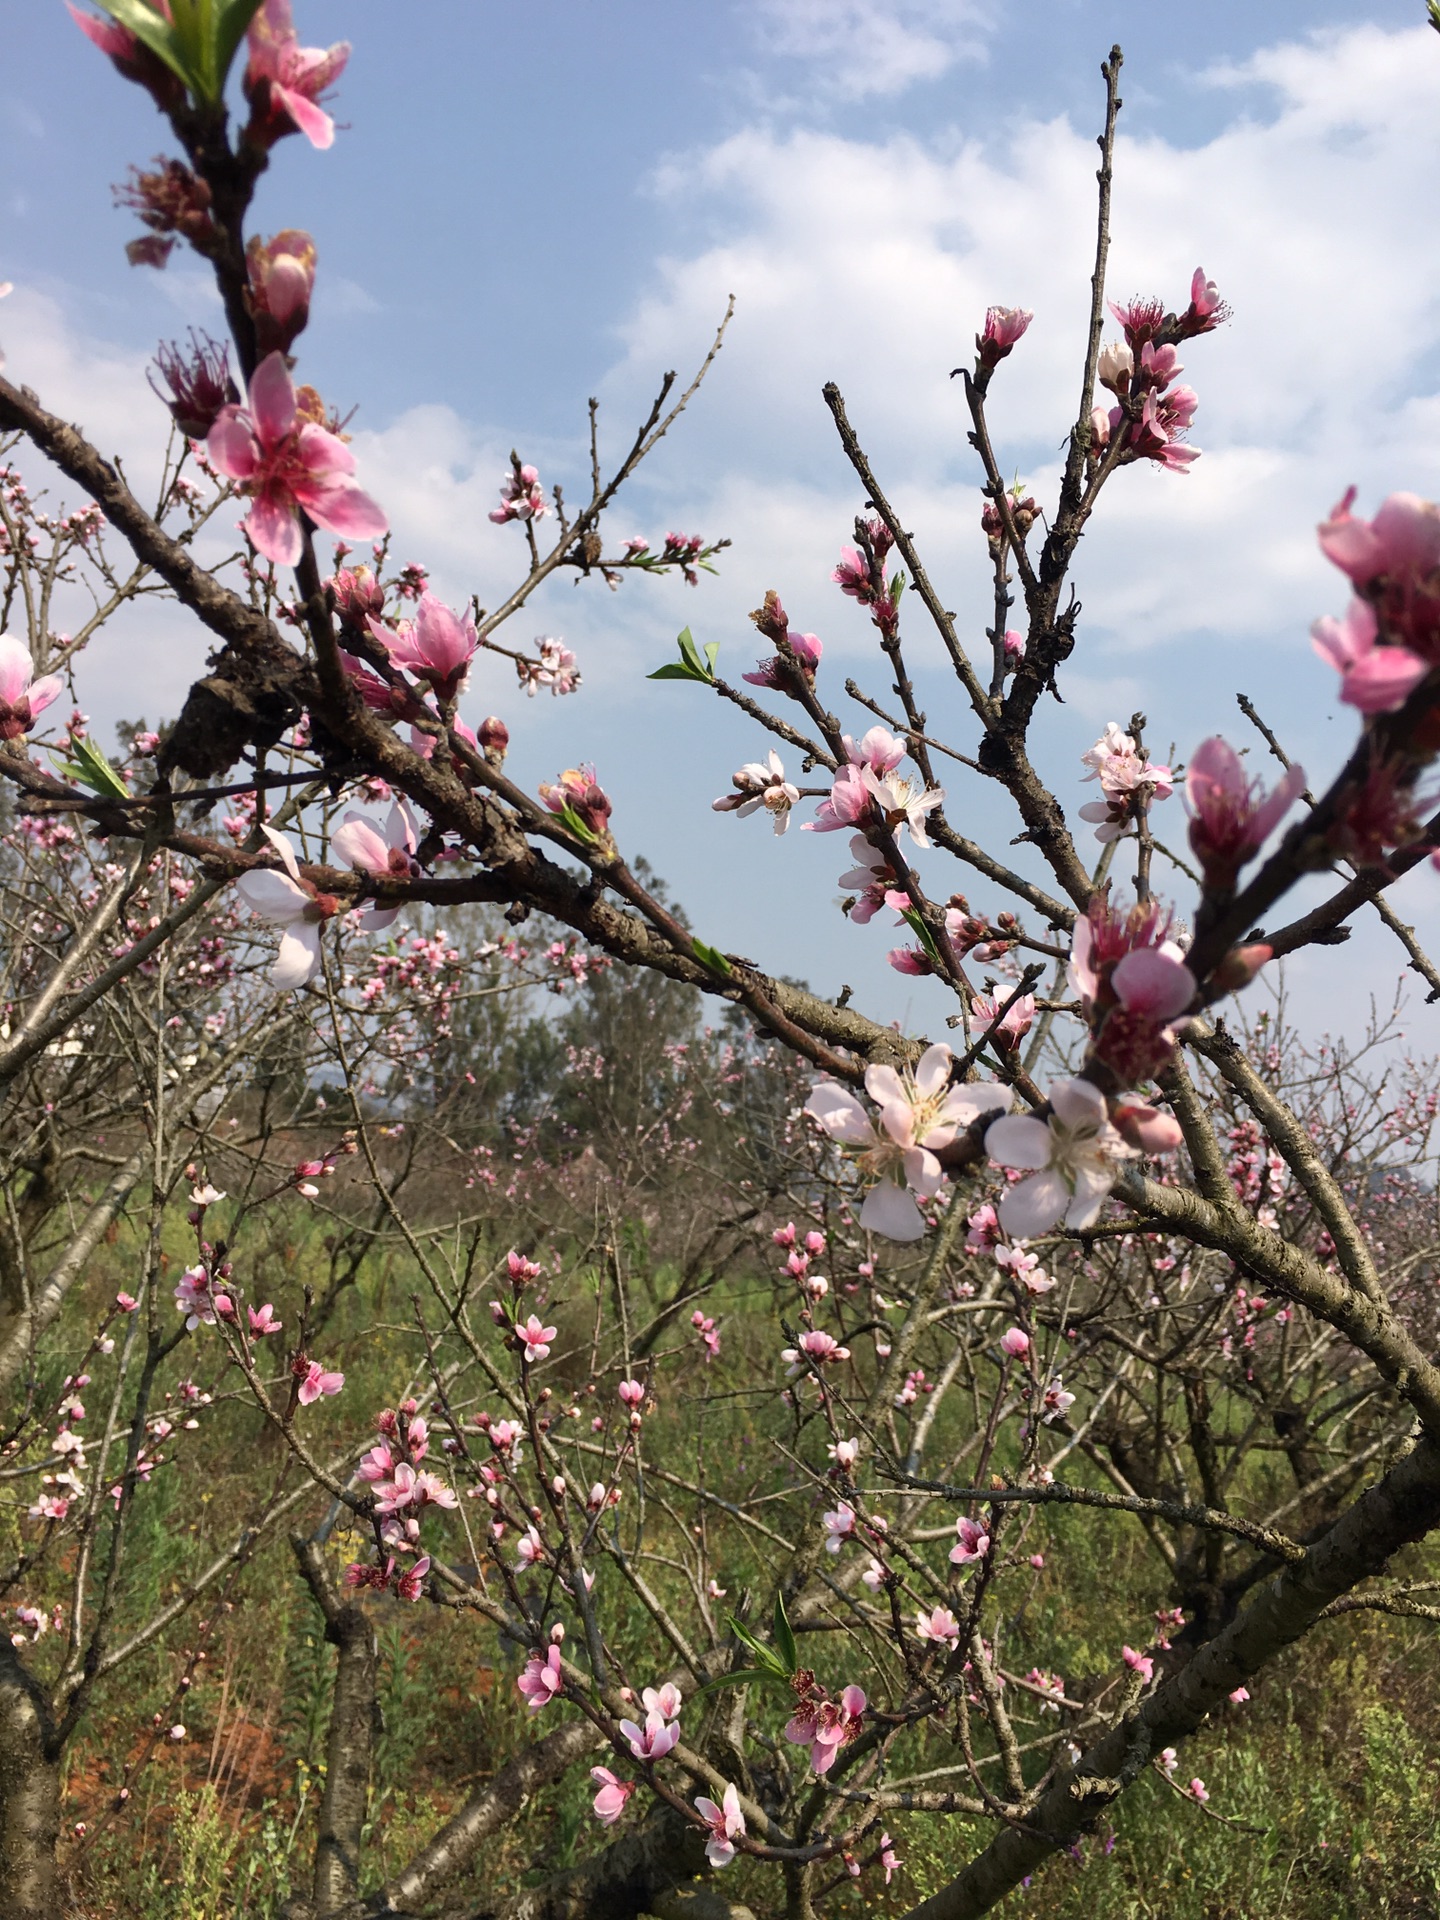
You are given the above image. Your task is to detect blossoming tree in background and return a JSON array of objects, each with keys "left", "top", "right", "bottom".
[{"left": 0, "top": 7, "right": 1439, "bottom": 1919}]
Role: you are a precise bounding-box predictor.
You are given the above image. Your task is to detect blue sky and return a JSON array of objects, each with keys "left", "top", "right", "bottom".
[{"left": 5, "top": 1, "right": 1440, "bottom": 1045}]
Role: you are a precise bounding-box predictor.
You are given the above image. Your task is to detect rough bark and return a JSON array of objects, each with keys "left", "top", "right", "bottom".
[
  {"left": 902, "top": 1437, "right": 1440, "bottom": 1920},
  {"left": 485, "top": 1806, "right": 713, "bottom": 1920},
  {"left": 376, "top": 1718, "right": 600, "bottom": 1915},
  {"left": 293, "top": 1539, "right": 380, "bottom": 1920},
  {"left": 0, "top": 1642, "right": 58, "bottom": 1920}
]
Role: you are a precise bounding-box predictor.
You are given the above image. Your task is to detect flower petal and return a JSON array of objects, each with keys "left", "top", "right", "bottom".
[
  {"left": 984, "top": 1114, "right": 1052, "bottom": 1171},
  {"left": 999, "top": 1170, "right": 1068, "bottom": 1238},
  {"left": 860, "top": 1180, "right": 924, "bottom": 1241},
  {"left": 272, "top": 920, "right": 322, "bottom": 988}
]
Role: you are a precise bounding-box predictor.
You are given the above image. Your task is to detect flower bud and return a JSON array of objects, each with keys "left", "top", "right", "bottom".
[
  {"left": 246, "top": 230, "right": 317, "bottom": 356},
  {"left": 1210, "top": 942, "right": 1273, "bottom": 993}
]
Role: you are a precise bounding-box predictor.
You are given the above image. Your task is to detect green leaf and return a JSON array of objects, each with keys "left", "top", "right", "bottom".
[
  {"left": 93, "top": 0, "right": 263, "bottom": 101},
  {"left": 727, "top": 1617, "right": 790, "bottom": 1677},
  {"left": 59, "top": 736, "right": 130, "bottom": 800},
  {"left": 691, "top": 939, "right": 732, "bottom": 979},
  {"left": 772, "top": 1594, "right": 799, "bottom": 1676},
  {"left": 647, "top": 626, "right": 716, "bottom": 686},
  {"left": 900, "top": 907, "right": 942, "bottom": 966},
  {"left": 890, "top": 570, "right": 907, "bottom": 609},
  {"left": 93, "top": 0, "right": 201, "bottom": 91},
  {"left": 692, "top": 1667, "right": 773, "bottom": 1700},
  {"left": 554, "top": 802, "right": 599, "bottom": 846}
]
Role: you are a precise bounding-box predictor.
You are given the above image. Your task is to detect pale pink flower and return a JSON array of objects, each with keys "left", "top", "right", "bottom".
[
  {"left": 916, "top": 1606, "right": 960, "bottom": 1645},
  {"left": 207, "top": 352, "right": 386, "bottom": 567},
  {"left": 28, "top": 1495, "right": 69, "bottom": 1522},
  {"left": 517, "top": 1644, "right": 563, "bottom": 1713},
  {"left": 828, "top": 1437, "right": 859, "bottom": 1469},
  {"left": 805, "top": 1046, "right": 1011, "bottom": 1242},
  {"left": 1079, "top": 722, "right": 1174, "bottom": 843},
  {"left": 247, "top": 1303, "right": 282, "bottom": 1336},
  {"left": 985, "top": 1078, "right": 1135, "bottom": 1237},
  {"left": 641, "top": 1683, "right": 683, "bottom": 1723},
  {"left": 1185, "top": 268, "right": 1228, "bottom": 331},
  {"left": 369, "top": 592, "right": 477, "bottom": 702},
  {"left": 297, "top": 1361, "right": 344, "bottom": 1405},
  {"left": 1310, "top": 598, "right": 1428, "bottom": 713},
  {"left": 712, "top": 751, "right": 800, "bottom": 835},
  {"left": 1122, "top": 1645, "right": 1154, "bottom": 1682},
  {"left": 1229, "top": 1686, "right": 1250, "bottom": 1704},
  {"left": 1067, "top": 898, "right": 1195, "bottom": 1085},
  {"left": 1184, "top": 735, "right": 1306, "bottom": 887},
  {"left": 971, "top": 990, "right": 1035, "bottom": 1051},
  {"left": 806, "top": 763, "right": 871, "bottom": 834},
  {"left": 591, "top": 1766, "right": 635, "bottom": 1825},
  {"left": 235, "top": 825, "right": 338, "bottom": 989},
  {"left": 999, "top": 1327, "right": 1029, "bottom": 1359},
  {"left": 174, "top": 1265, "right": 217, "bottom": 1330},
  {"left": 1042, "top": 1376, "right": 1076, "bottom": 1423},
  {"left": 0, "top": 637, "right": 63, "bottom": 741},
  {"left": 694, "top": 1783, "right": 745, "bottom": 1869},
  {"left": 489, "top": 464, "right": 548, "bottom": 524},
  {"left": 782, "top": 1329, "right": 850, "bottom": 1373},
  {"left": 617, "top": 1379, "right": 645, "bottom": 1408},
  {"left": 951, "top": 1517, "right": 990, "bottom": 1565},
  {"left": 516, "top": 1525, "right": 545, "bottom": 1569},
  {"left": 244, "top": 0, "right": 350, "bottom": 150},
  {"left": 517, "top": 1315, "right": 558, "bottom": 1363},
  {"left": 880, "top": 1833, "right": 901, "bottom": 1884},
  {"left": 822, "top": 1503, "right": 856, "bottom": 1553},
  {"left": 331, "top": 800, "right": 420, "bottom": 930},
  {"left": 619, "top": 1709, "right": 680, "bottom": 1762},
  {"left": 1188, "top": 1777, "right": 1209, "bottom": 1803}
]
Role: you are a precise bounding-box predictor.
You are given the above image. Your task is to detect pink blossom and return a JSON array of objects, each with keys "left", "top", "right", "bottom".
[
  {"left": 1042, "top": 1376, "right": 1076, "bottom": 1423},
  {"left": 369, "top": 592, "right": 477, "bottom": 702},
  {"left": 490, "top": 464, "right": 548, "bottom": 524},
  {"left": 742, "top": 629, "right": 823, "bottom": 690},
  {"left": 591, "top": 1766, "right": 635, "bottom": 1825},
  {"left": 784, "top": 1684, "right": 866, "bottom": 1775},
  {"left": 297, "top": 1361, "right": 344, "bottom": 1405},
  {"left": 173, "top": 1265, "right": 217, "bottom": 1330},
  {"left": 247, "top": 1303, "right": 282, "bottom": 1336},
  {"left": 985, "top": 1078, "right": 1134, "bottom": 1237},
  {"left": 1310, "top": 598, "right": 1428, "bottom": 713},
  {"left": 331, "top": 800, "right": 420, "bottom": 930},
  {"left": 1229, "top": 1686, "right": 1250, "bottom": 1704},
  {"left": 880, "top": 1833, "right": 901, "bottom": 1884},
  {"left": 618, "top": 1379, "right": 645, "bottom": 1408},
  {"left": 807, "top": 763, "right": 871, "bottom": 834},
  {"left": 1000, "top": 1327, "right": 1029, "bottom": 1359},
  {"left": 951, "top": 1517, "right": 991, "bottom": 1566},
  {"left": 694, "top": 1783, "right": 745, "bottom": 1868},
  {"left": 517, "top": 1644, "right": 563, "bottom": 1713},
  {"left": 1317, "top": 488, "right": 1440, "bottom": 589},
  {"left": 357, "top": 1442, "right": 394, "bottom": 1484},
  {"left": 805, "top": 1046, "right": 1011, "bottom": 1242},
  {"left": 517, "top": 1315, "right": 558, "bottom": 1363},
  {"left": 28, "top": 1495, "right": 69, "bottom": 1522},
  {"left": 246, "top": 229, "right": 315, "bottom": 356},
  {"left": 207, "top": 352, "right": 386, "bottom": 568},
  {"left": 1095, "top": 1094, "right": 1172, "bottom": 1158},
  {"left": 1122, "top": 1645, "right": 1154, "bottom": 1682},
  {"left": 1187, "top": 1777, "right": 1209, "bottom": 1803},
  {"left": 0, "top": 636, "right": 63, "bottom": 741},
  {"left": 971, "top": 989, "right": 1035, "bottom": 1051},
  {"left": 1184, "top": 268, "right": 1228, "bottom": 332},
  {"left": 619, "top": 1709, "right": 680, "bottom": 1762},
  {"left": 394, "top": 1556, "right": 430, "bottom": 1603},
  {"left": 916, "top": 1606, "right": 960, "bottom": 1644},
  {"left": 244, "top": 0, "right": 350, "bottom": 151},
  {"left": 1184, "top": 735, "right": 1306, "bottom": 888},
  {"left": 829, "top": 1437, "right": 859, "bottom": 1469},
  {"left": 977, "top": 305, "right": 1033, "bottom": 368}
]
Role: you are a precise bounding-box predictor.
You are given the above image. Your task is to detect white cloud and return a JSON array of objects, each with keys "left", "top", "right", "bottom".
[{"left": 744, "top": 0, "right": 992, "bottom": 99}]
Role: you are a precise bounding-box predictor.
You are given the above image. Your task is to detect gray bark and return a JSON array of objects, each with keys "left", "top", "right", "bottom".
[{"left": 0, "top": 1642, "right": 58, "bottom": 1920}]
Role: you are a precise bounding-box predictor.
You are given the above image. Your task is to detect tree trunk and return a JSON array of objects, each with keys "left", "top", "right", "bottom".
[{"left": 0, "top": 1643, "right": 58, "bottom": 1920}]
